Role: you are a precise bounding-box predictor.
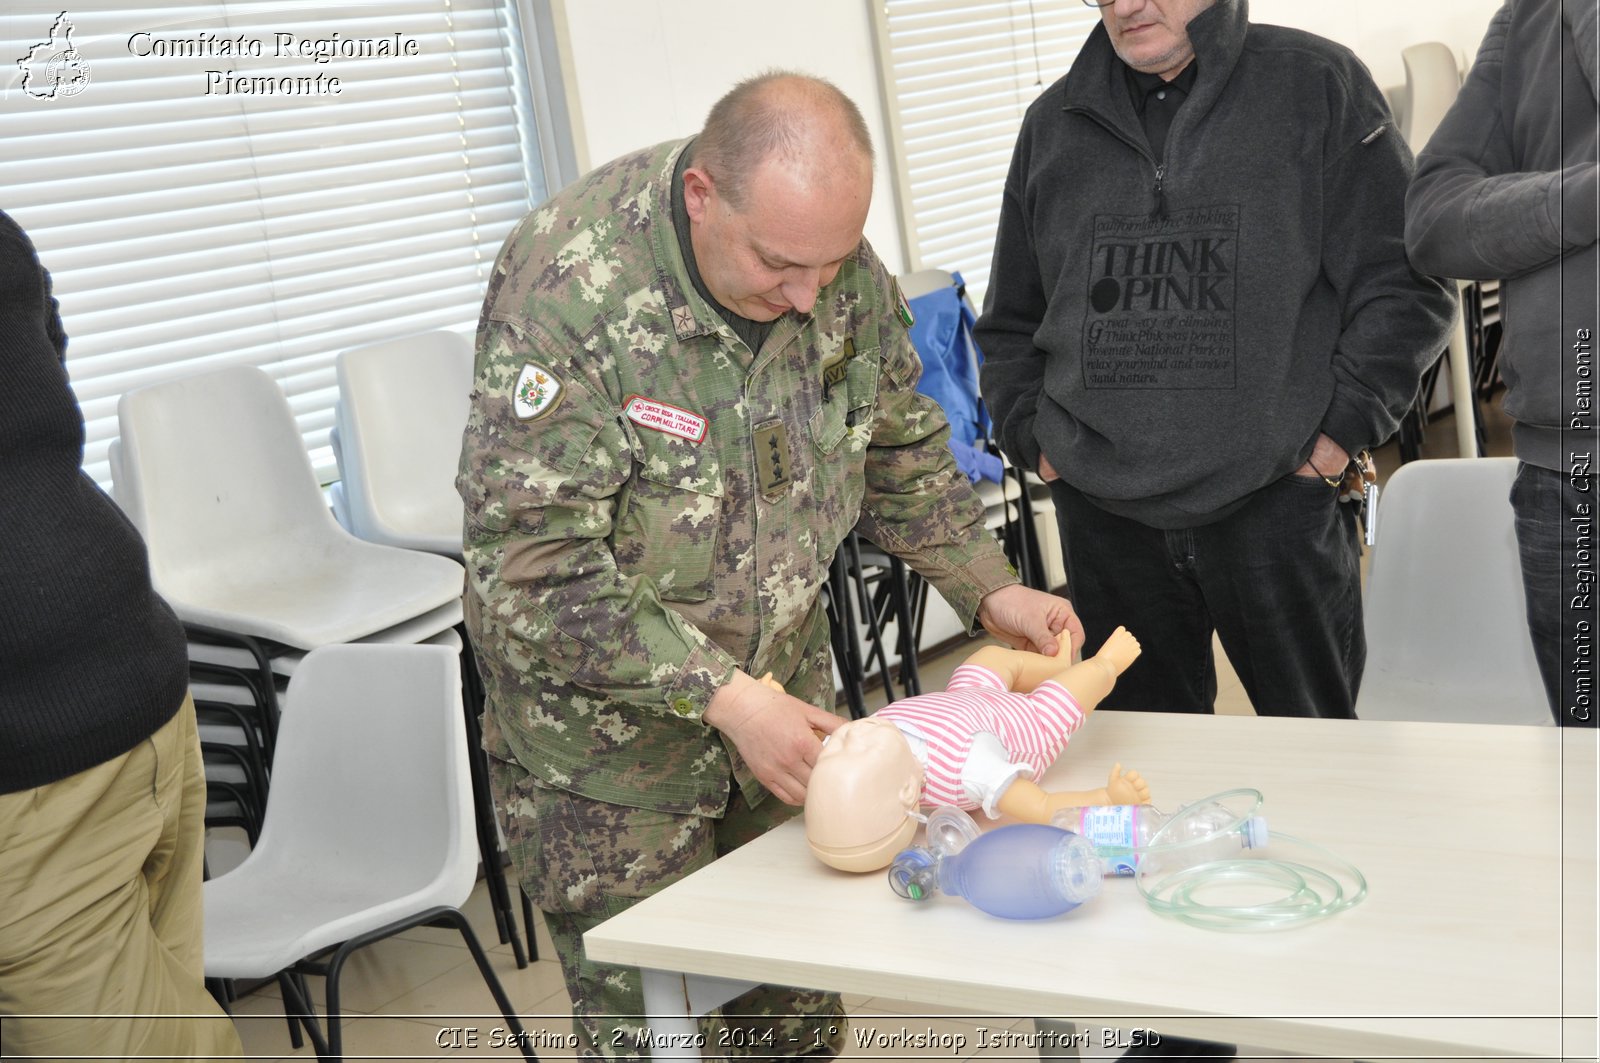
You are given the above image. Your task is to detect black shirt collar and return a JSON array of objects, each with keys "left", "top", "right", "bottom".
[{"left": 1124, "top": 60, "right": 1199, "bottom": 114}]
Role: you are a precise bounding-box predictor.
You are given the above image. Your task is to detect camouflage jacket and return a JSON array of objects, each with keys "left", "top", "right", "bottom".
[{"left": 459, "top": 139, "right": 1017, "bottom": 816}]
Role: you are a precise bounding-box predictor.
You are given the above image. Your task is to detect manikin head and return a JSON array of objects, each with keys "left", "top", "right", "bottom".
[{"left": 804, "top": 716, "right": 924, "bottom": 872}]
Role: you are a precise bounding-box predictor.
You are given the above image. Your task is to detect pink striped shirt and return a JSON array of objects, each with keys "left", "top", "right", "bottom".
[{"left": 875, "top": 663, "right": 1086, "bottom": 812}]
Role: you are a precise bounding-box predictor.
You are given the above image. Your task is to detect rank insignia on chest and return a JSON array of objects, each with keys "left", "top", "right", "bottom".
[
  {"left": 753, "top": 420, "right": 791, "bottom": 498},
  {"left": 512, "top": 362, "right": 563, "bottom": 420},
  {"left": 670, "top": 304, "right": 698, "bottom": 339}
]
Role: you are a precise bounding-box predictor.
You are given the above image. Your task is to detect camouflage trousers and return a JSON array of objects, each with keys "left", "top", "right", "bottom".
[{"left": 489, "top": 754, "right": 848, "bottom": 1061}]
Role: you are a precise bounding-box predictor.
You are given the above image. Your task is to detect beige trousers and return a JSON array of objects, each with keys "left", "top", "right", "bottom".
[{"left": 0, "top": 694, "right": 243, "bottom": 1060}]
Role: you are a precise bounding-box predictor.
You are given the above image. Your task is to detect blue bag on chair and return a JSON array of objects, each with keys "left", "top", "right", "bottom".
[{"left": 907, "top": 273, "right": 1003, "bottom": 484}]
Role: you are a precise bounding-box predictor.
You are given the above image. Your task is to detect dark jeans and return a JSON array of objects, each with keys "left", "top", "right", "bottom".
[
  {"left": 1511, "top": 461, "right": 1599, "bottom": 726},
  {"left": 1050, "top": 475, "right": 1364, "bottom": 717}
]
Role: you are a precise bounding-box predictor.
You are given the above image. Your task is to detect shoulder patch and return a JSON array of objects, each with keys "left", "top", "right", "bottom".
[
  {"left": 893, "top": 278, "right": 915, "bottom": 329},
  {"left": 513, "top": 362, "right": 563, "bottom": 420}
]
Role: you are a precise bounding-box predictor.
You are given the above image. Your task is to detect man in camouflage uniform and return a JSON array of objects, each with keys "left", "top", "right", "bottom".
[{"left": 459, "top": 72, "right": 1082, "bottom": 1059}]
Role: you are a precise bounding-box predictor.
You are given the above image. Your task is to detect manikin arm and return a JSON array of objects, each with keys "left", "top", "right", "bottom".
[
  {"left": 964, "top": 625, "right": 1140, "bottom": 708},
  {"left": 995, "top": 763, "right": 1150, "bottom": 823}
]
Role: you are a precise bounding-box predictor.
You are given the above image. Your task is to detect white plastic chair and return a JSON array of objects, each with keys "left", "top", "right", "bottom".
[
  {"left": 1400, "top": 41, "right": 1463, "bottom": 154},
  {"left": 331, "top": 330, "right": 473, "bottom": 555},
  {"left": 114, "top": 365, "right": 464, "bottom": 648},
  {"left": 1357, "top": 458, "right": 1550, "bottom": 725},
  {"left": 115, "top": 366, "right": 469, "bottom": 876},
  {"left": 326, "top": 332, "right": 537, "bottom": 965},
  {"left": 203, "top": 644, "right": 533, "bottom": 1061}
]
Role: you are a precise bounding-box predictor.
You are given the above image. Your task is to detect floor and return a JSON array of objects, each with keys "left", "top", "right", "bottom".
[{"left": 218, "top": 398, "right": 1513, "bottom": 1061}]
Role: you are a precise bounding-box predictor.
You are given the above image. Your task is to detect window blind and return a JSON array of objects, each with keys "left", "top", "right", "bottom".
[
  {"left": 1, "top": 0, "right": 545, "bottom": 486},
  {"left": 872, "top": 0, "right": 1101, "bottom": 305}
]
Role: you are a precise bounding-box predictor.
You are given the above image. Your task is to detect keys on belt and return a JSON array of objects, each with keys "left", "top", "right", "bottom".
[{"left": 1337, "top": 449, "right": 1380, "bottom": 546}]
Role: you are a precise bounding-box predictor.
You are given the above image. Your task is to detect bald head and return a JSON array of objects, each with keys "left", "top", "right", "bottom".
[
  {"left": 692, "top": 71, "right": 875, "bottom": 208},
  {"left": 681, "top": 73, "right": 874, "bottom": 322}
]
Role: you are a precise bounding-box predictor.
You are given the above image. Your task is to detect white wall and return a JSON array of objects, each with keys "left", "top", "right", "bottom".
[
  {"left": 551, "top": 0, "right": 1507, "bottom": 277},
  {"left": 1251, "top": 0, "right": 1505, "bottom": 89},
  {"left": 552, "top": 0, "right": 906, "bottom": 271}
]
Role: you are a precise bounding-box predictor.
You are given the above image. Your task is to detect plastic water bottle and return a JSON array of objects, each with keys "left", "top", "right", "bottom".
[
  {"left": 1054, "top": 802, "right": 1269, "bottom": 877},
  {"left": 887, "top": 823, "right": 1102, "bottom": 919}
]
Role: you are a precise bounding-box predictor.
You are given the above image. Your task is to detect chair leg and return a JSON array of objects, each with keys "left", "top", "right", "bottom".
[
  {"left": 457, "top": 624, "right": 529, "bottom": 969},
  {"left": 519, "top": 885, "right": 539, "bottom": 962},
  {"left": 323, "top": 949, "right": 351, "bottom": 1063},
  {"left": 846, "top": 535, "right": 899, "bottom": 703},
  {"left": 204, "top": 976, "right": 234, "bottom": 1012},
  {"left": 183, "top": 623, "right": 284, "bottom": 755},
  {"left": 277, "top": 970, "right": 328, "bottom": 1057},
  {"left": 887, "top": 557, "right": 922, "bottom": 696},
  {"left": 435, "top": 907, "right": 539, "bottom": 1062},
  {"left": 826, "top": 555, "right": 868, "bottom": 719},
  {"left": 316, "top": 906, "right": 538, "bottom": 1063}
]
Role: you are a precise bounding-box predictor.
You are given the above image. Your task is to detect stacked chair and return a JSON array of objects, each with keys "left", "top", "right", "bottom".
[
  {"left": 202, "top": 643, "right": 536, "bottom": 1062},
  {"left": 112, "top": 366, "right": 466, "bottom": 852},
  {"left": 327, "top": 331, "right": 536, "bottom": 966},
  {"left": 109, "top": 363, "right": 519, "bottom": 1029},
  {"left": 826, "top": 532, "right": 927, "bottom": 719},
  {"left": 328, "top": 331, "right": 473, "bottom": 555}
]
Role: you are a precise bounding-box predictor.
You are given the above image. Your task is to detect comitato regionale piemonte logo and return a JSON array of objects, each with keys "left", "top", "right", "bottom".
[{"left": 17, "top": 11, "right": 92, "bottom": 100}]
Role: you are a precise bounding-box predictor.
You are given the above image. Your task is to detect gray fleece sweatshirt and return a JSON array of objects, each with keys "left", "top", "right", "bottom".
[
  {"left": 978, "top": 0, "right": 1457, "bottom": 528},
  {"left": 1406, "top": 0, "right": 1599, "bottom": 472}
]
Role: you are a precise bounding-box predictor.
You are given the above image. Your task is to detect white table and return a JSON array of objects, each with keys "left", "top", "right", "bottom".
[{"left": 586, "top": 713, "right": 1598, "bottom": 1061}]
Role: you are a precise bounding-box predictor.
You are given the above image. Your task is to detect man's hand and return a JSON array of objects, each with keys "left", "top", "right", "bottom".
[
  {"left": 1037, "top": 453, "right": 1060, "bottom": 482},
  {"left": 1293, "top": 433, "right": 1351, "bottom": 482},
  {"left": 976, "top": 584, "right": 1084, "bottom": 660},
  {"left": 702, "top": 670, "right": 843, "bottom": 805}
]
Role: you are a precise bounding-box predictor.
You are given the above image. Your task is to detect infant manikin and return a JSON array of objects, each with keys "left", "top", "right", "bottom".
[{"left": 803, "top": 626, "right": 1148, "bottom": 871}]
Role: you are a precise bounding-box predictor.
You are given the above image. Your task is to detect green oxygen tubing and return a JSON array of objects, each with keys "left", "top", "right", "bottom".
[{"left": 1119, "top": 788, "right": 1369, "bottom": 932}]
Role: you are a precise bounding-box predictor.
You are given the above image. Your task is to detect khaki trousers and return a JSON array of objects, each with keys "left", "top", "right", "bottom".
[{"left": 0, "top": 694, "right": 243, "bottom": 1060}]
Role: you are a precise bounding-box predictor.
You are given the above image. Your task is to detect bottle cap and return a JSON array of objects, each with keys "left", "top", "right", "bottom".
[
  {"left": 1242, "top": 815, "right": 1269, "bottom": 849},
  {"left": 1054, "top": 833, "right": 1105, "bottom": 904}
]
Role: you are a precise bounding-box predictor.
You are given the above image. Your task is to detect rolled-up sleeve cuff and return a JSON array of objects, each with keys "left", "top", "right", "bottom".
[{"left": 663, "top": 642, "right": 740, "bottom": 722}]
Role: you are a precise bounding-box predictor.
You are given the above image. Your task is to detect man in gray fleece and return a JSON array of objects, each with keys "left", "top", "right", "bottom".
[
  {"left": 1406, "top": 0, "right": 1598, "bottom": 727},
  {"left": 978, "top": 0, "right": 1456, "bottom": 720}
]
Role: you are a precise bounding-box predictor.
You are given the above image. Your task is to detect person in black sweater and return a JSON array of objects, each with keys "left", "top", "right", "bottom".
[
  {"left": 0, "top": 209, "right": 242, "bottom": 1057},
  {"left": 976, "top": 0, "right": 1456, "bottom": 721}
]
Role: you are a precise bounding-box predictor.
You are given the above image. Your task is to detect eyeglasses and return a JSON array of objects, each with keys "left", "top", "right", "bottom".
[{"left": 1080, "top": 0, "right": 1116, "bottom": 7}]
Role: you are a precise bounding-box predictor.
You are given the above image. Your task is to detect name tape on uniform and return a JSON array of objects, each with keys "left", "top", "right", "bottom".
[{"left": 624, "top": 395, "right": 708, "bottom": 443}]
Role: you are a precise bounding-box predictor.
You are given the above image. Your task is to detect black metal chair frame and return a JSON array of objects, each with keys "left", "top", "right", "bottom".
[{"left": 252, "top": 905, "right": 536, "bottom": 1063}]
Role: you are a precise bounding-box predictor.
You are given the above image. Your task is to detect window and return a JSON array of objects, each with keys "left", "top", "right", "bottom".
[
  {"left": 871, "top": 0, "right": 1102, "bottom": 305},
  {"left": 1, "top": 0, "right": 549, "bottom": 485}
]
